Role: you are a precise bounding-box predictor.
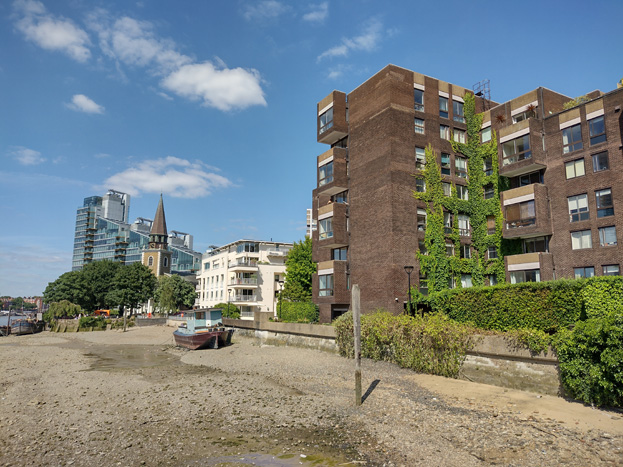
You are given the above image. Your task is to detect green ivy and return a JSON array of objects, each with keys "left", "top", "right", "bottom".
[{"left": 278, "top": 301, "right": 319, "bottom": 323}]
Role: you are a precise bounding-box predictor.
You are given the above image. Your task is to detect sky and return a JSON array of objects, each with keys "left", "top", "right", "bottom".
[{"left": 1, "top": 0, "right": 622, "bottom": 297}]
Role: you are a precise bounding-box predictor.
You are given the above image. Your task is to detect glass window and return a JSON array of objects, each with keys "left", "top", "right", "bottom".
[
  {"left": 446, "top": 242, "right": 454, "bottom": 256},
  {"left": 439, "top": 96, "right": 448, "bottom": 118},
  {"left": 441, "top": 153, "right": 451, "bottom": 175},
  {"left": 458, "top": 214, "right": 470, "bottom": 236},
  {"left": 523, "top": 236, "right": 548, "bottom": 253},
  {"left": 488, "top": 245, "right": 498, "bottom": 259},
  {"left": 481, "top": 127, "right": 491, "bottom": 143},
  {"left": 568, "top": 194, "right": 589, "bottom": 222},
  {"left": 510, "top": 269, "right": 540, "bottom": 284},
  {"left": 456, "top": 184, "right": 468, "bottom": 200},
  {"left": 319, "top": 161, "right": 334, "bottom": 186},
  {"left": 505, "top": 200, "right": 535, "bottom": 228},
  {"left": 565, "top": 158, "right": 585, "bottom": 179},
  {"left": 418, "top": 240, "right": 427, "bottom": 255},
  {"left": 444, "top": 212, "right": 452, "bottom": 234},
  {"left": 415, "top": 118, "right": 425, "bottom": 134},
  {"left": 589, "top": 116, "right": 606, "bottom": 145},
  {"left": 460, "top": 244, "right": 471, "bottom": 259},
  {"left": 453, "top": 100, "right": 465, "bottom": 123},
  {"left": 332, "top": 247, "right": 347, "bottom": 260},
  {"left": 332, "top": 191, "right": 348, "bottom": 204},
  {"left": 502, "top": 135, "right": 531, "bottom": 166},
  {"left": 571, "top": 230, "right": 592, "bottom": 250},
  {"left": 596, "top": 188, "right": 614, "bottom": 218},
  {"left": 603, "top": 265, "right": 620, "bottom": 276},
  {"left": 574, "top": 267, "right": 595, "bottom": 279},
  {"left": 442, "top": 182, "right": 452, "bottom": 197},
  {"left": 319, "top": 107, "right": 333, "bottom": 134},
  {"left": 599, "top": 226, "right": 617, "bottom": 246},
  {"left": 417, "top": 209, "right": 427, "bottom": 231},
  {"left": 455, "top": 156, "right": 467, "bottom": 178},
  {"left": 483, "top": 157, "right": 493, "bottom": 176},
  {"left": 319, "top": 218, "right": 333, "bottom": 240},
  {"left": 487, "top": 215, "right": 496, "bottom": 234},
  {"left": 516, "top": 171, "right": 543, "bottom": 187},
  {"left": 148, "top": 256, "right": 153, "bottom": 266},
  {"left": 440, "top": 125, "right": 450, "bottom": 140},
  {"left": 460, "top": 274, "right": 472, "bottom": 288},
  {"left": 484, "top": 184, "right": 495, "bottom": 200},
  {"left": 487, "top": 274, "right": 498, "bottom": 286},
  {"left": 415, "top": 178, "right": 426, "bottom": 192},
  {"left": 414, "top": 88, "right": 424, "bottom": 112},
  {"left": 513, "top": 108, "right": 536, "bottom": 123},
  {"left": 319, "top": 274, "right": 334, "bottom": 296},
  {"left": 415, "top": 147, "right": 425, "bottom": 170},
  {"left": 453, "top": 129, "right": 466, "bottom": 144},
  {"left": 419, "top": 273, "right": 428, "bottom": 295},
  {"left": 592, "top": 151, "right": 609, "bottom": 172},
  {"left": 562, "top": 124, "right": 583, "bottom": 154}
]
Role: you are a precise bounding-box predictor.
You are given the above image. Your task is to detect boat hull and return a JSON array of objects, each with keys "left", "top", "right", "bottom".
[{"left": 173, "top": 328, "right": 233, "bottom": 350}]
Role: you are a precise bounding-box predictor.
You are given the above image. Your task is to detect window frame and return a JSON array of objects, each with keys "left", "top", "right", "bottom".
[
  {"left": 318, "top": 274, "right": 334, "bottom": 296},
  {"left": 414, "top": 118, "right": 425, "bottom": 134},
  {"left": 574, "top": 267, "right": 595, "bottom": 279},
  {"left": 453, "top": 128, "right": 466, "bottom": 144},
  {"left": 415, "top": 178, "right": 426, "bottom": 192},
  {"left": 441, "top": 153, "right": 451, "bottom": 175},
  {"left": 565, "top": 158, "right": 585, "bottom": 180},
  {"left": 562, "top": 123, "right": 583, "bottom": 154},
  {"left": 439, "top": 96, "right": 449, "bottom": 119},
  {"left": 453, "top": 100, "right": 465, "bottom": 123},
  {"left": 502, "top": 134, "right": 531, "bottom": 166},
  {"left": 440, "top": 125, "right": 451, "bottom": 140},
  {"left": 603, "top": 265, "right": 620, "bottom": 276},
  {"left": 592, "top": 151, "right": 609, "bottom": 172},
  {"left": 455, "top": 156, "right": 467, "bottom": 178},
  {"left": 415, "top": 146, "right": 426, "bottom": 170},
  {"left": 571, "top": 229, "right": 592, "bottom": 250},
  {"left": 332, "top": 247, "right": 347, "bottom": 261},
  {"left": 568, "top": 193, "right": 590, "bottom": 222},
  {"left": 505, "top": 200, "right": 536, "bottom": 228},
  {"left": 598, "top": 226, "right": 617, "bottom": 247},
  {"left": 319, "top": 107, "right": 334, "bottom": 134},
  {"left": 588, "top": 115, "right": 606, "bottom": 145},
  {"left": 456, "top": 184, "right": 468, "bottom": 200},
  {"left": 414, "top": 88, "right": 424, "bottom": 112},
  {"left": 318, "top": 218, "right": 333, "bottom": 240},
  {"left": 318, "top": 161, "right": 334, "bottom": 186},
  {"left": 596, "top": 188, "right": 614, "bottom": 218}
]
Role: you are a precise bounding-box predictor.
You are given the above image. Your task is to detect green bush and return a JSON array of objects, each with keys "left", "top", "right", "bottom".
[
  {"left": 78, "top": 316, "right": 107, "bottom": 330},
  {"left": 214, "top": 303, "right": 240, "bottom": 319},
  {"left": 277, "top": 301, "right": 319, "bottom": 323},
  {"left": 334, "top": 310, "right": 473, "bottom": 378},
  {"left": 581, "top": 276, "right": 623, "bottom": 319}
]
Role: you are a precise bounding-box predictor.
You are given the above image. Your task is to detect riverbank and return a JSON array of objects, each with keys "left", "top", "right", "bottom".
[{"left": 0, "top": 327, "right": 621, "bottom": 466}]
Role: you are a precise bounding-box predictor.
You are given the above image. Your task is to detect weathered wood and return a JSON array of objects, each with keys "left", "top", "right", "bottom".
[{"left": 353, "top": 284, "right": 362, "bottom": 406}]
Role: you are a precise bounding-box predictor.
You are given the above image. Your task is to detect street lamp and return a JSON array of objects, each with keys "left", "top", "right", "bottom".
[
  {"left": 278, "top": 280, "right": 285, "bottom": 319},
  {"left": 404, "top": 266, "right": 414, "bottom": 316},
  {"left": 227, "top": 288, "right": 233, "bottom": 317}
]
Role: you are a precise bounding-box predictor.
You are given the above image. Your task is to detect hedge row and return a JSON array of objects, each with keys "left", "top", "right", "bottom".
[{"left": 277, "top": 301, "right": 319, "bottom": 323}]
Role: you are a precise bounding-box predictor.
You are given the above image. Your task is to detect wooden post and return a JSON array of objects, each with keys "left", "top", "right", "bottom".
[{"left": 353, "top": 284, "right": 362, "bottom": 406}]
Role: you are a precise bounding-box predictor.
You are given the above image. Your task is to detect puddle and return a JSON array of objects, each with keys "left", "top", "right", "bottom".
[{"left": 200, "top": 452, "right": 355, "bottom": 466}]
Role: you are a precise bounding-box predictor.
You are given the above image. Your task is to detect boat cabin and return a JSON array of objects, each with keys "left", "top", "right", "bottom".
[{"left": 185, "top": 308, "right": 222, "bottom": 333}]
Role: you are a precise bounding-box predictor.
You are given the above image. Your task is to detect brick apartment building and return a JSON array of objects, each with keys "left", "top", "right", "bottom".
[{"left": 311, "top": 64, "right": 623, "bottom": 323}]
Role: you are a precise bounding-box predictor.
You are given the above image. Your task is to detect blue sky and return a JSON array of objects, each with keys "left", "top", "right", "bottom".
[{"left": 1, "top": 0, "right": 622, "bottom": 297}]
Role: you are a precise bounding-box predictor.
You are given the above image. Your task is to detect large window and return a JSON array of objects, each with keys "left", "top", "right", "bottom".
[
  {"left": 444, "top": 212, "right": 452, "bottom": 234},
  {"left": 511, "top": 171, "right": 543, "bottom": 188},
  {"left": 589, "top": 115, "right": 606, "bottom": 145},
  {"left": 442, "top": 182, "right": 452, "bottom": 197},
  {"left": 455, "top": 156, "right": 467, "bottom": 178},
  {"left": 417, "top": 209, "right": 427, "bottom": 231},
  {"left": 319, "top": 274, "right": 334, "bottom": 296},
  {"left": 453, "top": 100, "right": 465, "bottom": 123},
  {"left": 439, "top": 96, "right": 449, "bottom": 118},
  {"left": 596, "top": 188, "right": 614, "bottom": 218},
  {"left": 488, "top": 245, "right": 498, "bottom": 259},
  {"left": 332, "top": 247, "right": 347, "bottom": 261},
  {"left": 565, "top": 158, "right": 585, "bottom": 179},
  {"left": 562, "top": 124, "right": 583, "bottom": 154},
  {"left": 592, "top": 151, "right": 609, "bottom": 172},
  {"left": 506, "top": 200, "right": 535, "bottom": 228},
  {"left": 571, "top": 230, "right": 592, "bottom": 250},
  {"left": 599, "top": 226, "right": 617, "bottom": 246},
  {"left": 414, "top": 88, "right": 424, "bottom": 111},
  {"left": 460, "top": 244, "right": 471, "bottom": 259},
  {"left": 483, "top": 157, "right": 493, "bottom": 176},
  {"left": 568, "top": 194, "right": 589, "bottom": 222},
  {"left": 332, "top": 191, "right": 348, "bottom": 204},
  {"left": 441, "top": 153, "right": 451, "bottom": 175},
  {"left": 456, "top": 184, "right": 468, "bottom": 200},
  {"left": 415, "top": 147, "right": 425, "bottom": 170},
  {"left": 319, "top": 161, "right": 334, "bottom": 186},
  {"left": 481, "top": 127, "right": 492, "bottom": 143},
  {"left": 460, "top": 274, "right": 472, "bottom": 288},
  {"left": 574, "top": 267, "right": 595, "bottom": 279},
  {"left": 510, "top": 269, "right": 540, "bottom": 284},
  {"left": 502, "top": 135, "right": 531, "bottom": 166},
  {"left": 484, "top": 184, "right": 495, "bottom": 200},
  {"left": 523, "top": 236, "right": 548, "bottom": 253},
  {"left": 415, "top": 118, "right": 425, "bottom": 134},
  {"left": 453, "top": 129, "right": 466, "bottom": 144},
  {"left": 603, "top": 265, "right": 620, "bottom": 276},
  {"left": 319, "top": 107, "right": 333, "bottom": 134},
  {"left": 415, "top": 178, "right": 426, "bottom": 192},
  {"left": 319, "top": 218, "right": 333, "bottom": 240},
  {"left": 458, "top": 214, "right": 470, "bottom": 236},
  {"left": 440, "top": 125, "right": 450, "bottom": 140}
]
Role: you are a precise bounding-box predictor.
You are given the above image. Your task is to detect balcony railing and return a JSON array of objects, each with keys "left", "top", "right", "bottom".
[
  {"left": 233, "top": 295, "right": 257, "bottom": 302},
  {"left": 229, "top": 278, "right": 258, "bottom": 286},
  {"left": 459, "top": 228, "right": 470, "bottom": 236},
  {"left": 267, "top": 250, "right": 286, "bottom": 256},
  {"left": 229, "top": 259, "right": 258, "bottom": 268},
  {"left": 506, "top": 218, "right": 536, "bottom": 229},
  {"left": 240, "top": 310, "right": 254, "bottom": 318}
]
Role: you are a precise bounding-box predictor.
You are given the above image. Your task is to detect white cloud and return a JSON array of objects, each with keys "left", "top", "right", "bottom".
[
  {"left": 8, "top": 146, "right": 46, "bottom": 165},
  {"left": 103, "top": 156, "right": 232, "bottom": 198},
  {"left": 303, "top": 2, "right": 328, "bottom": 23},
  {"left": 243, "top": 1, "right": 289, "bottom": 22},
  {"left": 94, "top": 153, "right": 111, "bottom": 159},
  {"left": 161, "top": 62, "right": 266, "bottom": 111},
  {"left": 66, "top": 94, "right": 105, "bottom": 114},
  {"left": 317, "top": 18, "right": 383, "bottom": 61},
  {"left": 13, "top": 0, "right": 91, "bottom": 62}
]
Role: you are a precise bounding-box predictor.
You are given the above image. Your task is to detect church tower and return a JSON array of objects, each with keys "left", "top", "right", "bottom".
[{"left": 142, "top": 194, "right": 172, "bottom": 276}]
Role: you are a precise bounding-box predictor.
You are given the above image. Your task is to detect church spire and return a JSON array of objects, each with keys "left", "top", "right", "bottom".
[{"left": 149, "top": 194, "right": 168, "bottom": 249}]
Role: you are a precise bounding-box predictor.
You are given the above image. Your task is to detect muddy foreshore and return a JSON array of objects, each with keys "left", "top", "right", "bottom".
[{"left": 0, "top": 326, "right": 621, "bottom": 466}]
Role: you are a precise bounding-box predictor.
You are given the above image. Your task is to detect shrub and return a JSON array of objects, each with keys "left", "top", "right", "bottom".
[
  {"left": 277, "top": 301, "right": 319, "bottom": 323},
  {"left": 78, "top": 316, "right": 107, "bottom": 330},
  {"left": 581, "top": 276, "right": 623, "bottom": 319},
  {"left": 214, "top": 303, "right": 240, "bottom": 319}
]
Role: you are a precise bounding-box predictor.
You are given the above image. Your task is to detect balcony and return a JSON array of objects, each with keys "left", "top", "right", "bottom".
[
  {"left": 316, "top": 203, "right": 349, "bottom": 249},
  {"left": 502, "top": 184, "right": 552, "bottom": 239},
  {"left": 232, "top": 294, "right": 257, "bottom": 303},
  {"left": 317, "top": 91, "right": 348, "bottom": 145},
  {"left": 229, "top": 258, "right": 258, "bottom": 271},
  {"left": 498, "top": 120, "right": 546, "bottom": 177},
  {"left": 312, "top": 260, "right": 350, "bottom": 304},
  {"left": 505, "top": 252, "right": 554, "bottom": 282},
  {"left": 229, "top": 277, "right": 258, "bottom": 287},
  {"left": 267, "top": 249, "right": 287, "bottom": 257},
  {"left": 316, "top": 147, "right": 348, "bottom": 196}
]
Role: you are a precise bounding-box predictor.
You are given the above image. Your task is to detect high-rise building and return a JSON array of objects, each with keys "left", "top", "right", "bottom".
[
  {"left": 72, "top": 190, "right": 200, "bottom": 272},
  {"left": 311, "top": 64, "right": 623, "bottom": 323}
]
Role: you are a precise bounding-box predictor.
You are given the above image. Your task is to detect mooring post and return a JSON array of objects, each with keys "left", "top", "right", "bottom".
[{"left": 353, "top": 284, "right": 362, "bottom": 406}]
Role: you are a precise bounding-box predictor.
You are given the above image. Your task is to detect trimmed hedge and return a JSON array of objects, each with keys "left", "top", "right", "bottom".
[
  {"left": 581, "top": 276, "right": 623, "bottom": 319},
  {"left": 277, "top": 301, "right": 319, "bottom": 323}
]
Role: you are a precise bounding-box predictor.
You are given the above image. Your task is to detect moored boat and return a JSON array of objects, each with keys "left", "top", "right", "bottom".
[{"left": 173, "top": 308, "right": 233, "bottom": 350}]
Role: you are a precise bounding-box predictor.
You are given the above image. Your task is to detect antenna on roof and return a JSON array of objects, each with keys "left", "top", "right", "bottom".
[{"left": 473, "top": 79, "right": 491, "bottom": 112}]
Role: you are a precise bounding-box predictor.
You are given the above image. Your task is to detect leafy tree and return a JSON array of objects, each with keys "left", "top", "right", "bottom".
[
  {"left": 82, "top": 260, "right": 122, "bottom": 310},
  {"left": 43, "top": 271, "right": 91, "bottom": 310},
  {"left": 281, "top": 238, "right": 316, "bottom": 301},
  {"left": 154, "top": 274, "right": 197, "bottom": 313},
  {"left": 44, "top": 300, "right": 82, "bottom": 321},
  {"left": 107, "top": 263, "right": 157, "bottom": 316},
  {"left": 10, "top": 297, "right": 24, "bottom": 310},
  {"left": 214, "top": 302, "right": 240, "bottom": 319}
]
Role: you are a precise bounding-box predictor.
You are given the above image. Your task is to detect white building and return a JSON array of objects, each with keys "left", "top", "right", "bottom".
[{"left": 196, "top": 240, "right": 293, "bottom": 319}]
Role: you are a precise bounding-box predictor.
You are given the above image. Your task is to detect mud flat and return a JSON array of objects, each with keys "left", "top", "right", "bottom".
[{"left": 0, "top": 326, "right": 621, "bottom": 466}]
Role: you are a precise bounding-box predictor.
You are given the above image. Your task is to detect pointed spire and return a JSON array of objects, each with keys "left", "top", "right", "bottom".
[{"left": 150, "top": 194, "right": 168, "bottom": 237}]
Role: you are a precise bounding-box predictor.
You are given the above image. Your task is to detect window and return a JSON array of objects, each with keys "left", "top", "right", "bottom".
[
  {"left": 562, "top": 124, "right": 583, "bottom": 154},
  {"left": 415, "top": 147, "right": 425, "bottom": 170},
  {"left": 603, "top": 265, "right": 620, "bottom": 276},
  {"left": 568, "top": 194, "right": 589, "bottom": 222},
  {"left": 461, "top": 274, "right": 472, "bottom": 288},
  {"left": 487, "top": 216, "right": 496, "bottom": 235},
  {"left": 319, "top": 274, "right": 333, "bottom": 296},
  {"left": 442, "top": 182, "right": 452, "bottom": 197},
  {"left": 481, "top": 127, "right": 492, "bottom": 143},
  {"left": 414, "top": 88, "right": 424, "bottom": 112},
  {"left": 417, "top": 209, "right": 427, "bottom": 231},
  {"left": 488, "top": 245, "right": 498, "bottom": 259},
  {"left": 319, "top": 161, "right": 334, "bottom": 186},
  {"left": 592, "top": 151, "right": 609, "bottom": 172},
  {"left": 319, "top": 107, "right": 333, "bottom": 134},
  {"left": 458, "top": 214, "right": 470, "bottom": 236},
  {"left": 439, "top": 96, "right": 448, "bottom": 118},
  {"left": 596, "top": 188, "right": 614, "bottom": 218},
  {"left": 523, "top": 236, "right": 548, "bottom": 253},
  {"left": 163, "top": 257, "right": 168, "bottom": 267},
  {"left": 515, "top": 171, "right": 543, "bottom": 187},
  {"left": 446, "top": 242, "right": 454, "bottom": 256},
  {"left": 506, "top": 200, "right": 535, "bottom": 228},
  {"left": 418, "top": 240, "right": 427, "bottom": 255},
  {"left": 510, "top": 269, "right": 540, "bottom": 284},
  {"left": 148, "top": 256, "right": 153, "bottom": 266},
  {"left": 589, "top": 116, "right": 606, "bottom": 145},
  {"left": 487, "top": 275, "right": 498, "bottom": 286},
  {"left": 332, "top": 247, "right": 347, "bottom": 260},
  {"left": 419, "top": 273, "right": 428, "bottom": 295},
  {"left": 574, "top": 267, "right": 595, "bottom": 279},
  {"left": 513, "top": 108, "right": 536, "bottom": 123},
  {"left": 204, "top": 262, "right": 210, "bottom": 270},
  {"left": 455, "top": 156, "right": 467, "bottom": 178},
  {"left": 415, "top": 178, "right": 426, "bottom": 192},
  {"left": 571, "top": 230, "right": 592, "bottom": 250},
  {"left": 456, "top": 184, "right": 468, "bottom": 200},
  {"left": 441, "top": 153, "right": 451, "bottom": 175},
  {"left": 502, "top": 135, "right": 531, "bottom": 166},
  {"left": 237, "top": 242, "right": 260, "bottom": 253},
  {"left": 453, "top": 129, "right": 466, "bottom": 144},
  {"left": 483, "top": 157, "right": 493, "bottom": 176},
  {"left": 453, "top": 100, "right": 465, "bottom": 123},
  {"left": 319, "top": 218, "right": 333, "bottom": 240},
  {"left": 460, "top": 244, "right": 471, "bottom": 259},
  {"left": 565, "top": 158, "right": 585, "bottom": 179},
  {"left": 599, "top": 226, "right": 617, "bottom": 246},
  {"left": 415, "top": 118, "right": 425, "bottom": 134},
  {"left": 332, "top": 191, "right": 348, "bottom": 204},
  {"left": 440, "top": 125, "right": 450, "bottom": 140},
  {"left": 444, "top": 212, "right": 452, "bottom": 234}
]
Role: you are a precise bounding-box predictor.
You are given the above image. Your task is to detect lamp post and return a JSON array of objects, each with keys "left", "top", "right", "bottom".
[
  {"left": 227, "top": 288, "right": 232, "bottom": 317},
  {"left": 404, "top": 266, "right": 414, "bottom": 316},
  {"left": 278, "top": 280, "right": 284, "bottom": 319}
]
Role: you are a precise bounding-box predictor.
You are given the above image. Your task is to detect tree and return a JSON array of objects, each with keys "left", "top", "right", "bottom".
[
  {"left": 44, "top": 300, "right": 81, "bottom": 321},
  {"left": 153, "top": 274, "right": 197, "bottom": 314},
  {"left": 10, "top": 297, "right": 24, "bottom": 310},
  {"left": 214, "top": 302, "right": 240, "bottom": 319},
  {"left": 81, "top": 260, "right": 122, "bottom": 310},
  {"left": 281, "top": 238, "right": 316, "bottom": 301},
  {"left": 107, "top": 263, "right": 157, "bottom": 316},
  {"left": 43, "top": 270, "right": 91, "bottom": 310}
]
